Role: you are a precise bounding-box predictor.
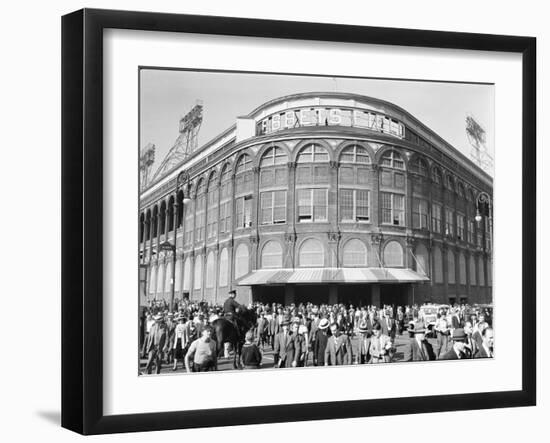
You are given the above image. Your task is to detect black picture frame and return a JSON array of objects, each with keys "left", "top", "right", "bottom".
[{"left": 61, "top": 8, "right": 536, "bottom": 435}]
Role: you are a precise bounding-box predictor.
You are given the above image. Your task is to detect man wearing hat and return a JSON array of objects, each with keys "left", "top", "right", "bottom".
[
  {"left": 273, "top": 318, "right": 297, "bottom": 368},
  {"left": 325, "top": 323, "right": 353, "bottom": 366},
  {"left": 368, "top": 322, "right": 392, "bottom": 364},
  {"left": 163, "top": 312, "right": 177, "bottom": 365},
  {"left": 356, "top": 320, "right": 372, "bottom": 364},
  {"left": 144, "top": 313, "right": 168, "bottom": 374},
  {"left": 405, "top": 322, "right": 436, "bottom": 361},
  {"left": 312, "top": 318, "right": 330, "bottom": 366},
  {"left": 223, "top": 289, "right": 242, "bottom": 320},
  {"left": 439, "top": 328, "right": 470, "bottom": 360}
]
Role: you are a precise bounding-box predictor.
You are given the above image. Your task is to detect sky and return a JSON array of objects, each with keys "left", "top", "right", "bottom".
[{"left": 140, "top": 69, "right": 494, "bottom": 176}]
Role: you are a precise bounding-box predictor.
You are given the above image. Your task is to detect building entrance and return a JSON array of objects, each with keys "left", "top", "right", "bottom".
[
  {"left": 338, "top": 284, "right": 372, "bottom": 307},
  {"left": 380, "top": 284, "right": 409, "bottom": 306}
]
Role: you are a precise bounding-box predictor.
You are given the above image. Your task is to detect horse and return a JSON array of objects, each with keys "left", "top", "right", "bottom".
[{"left": 211, "top": 307, "right": 257, "bottom": 369}]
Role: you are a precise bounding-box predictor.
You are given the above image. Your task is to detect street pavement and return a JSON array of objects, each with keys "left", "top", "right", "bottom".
[{"left": 139, "top": 332, "right": 445, "bottom": 375}]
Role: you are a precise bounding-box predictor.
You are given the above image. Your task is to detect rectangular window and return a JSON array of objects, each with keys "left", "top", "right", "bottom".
[
  {"left": 340, "top": 189, "right": 370, "bottom": 222},
  {"left": 432, "top": 204, "right": 442, "bottom": 233},
  {"left": 381, "top": 192, "right": 404, "bottom": 226},
  {"left": 457, "top": 214, "right": 465, "bottom": 240},
  {"left": 297, "top": 188, "right": 327, "bottom": 222},
  {"left": 236, "top": 196, "right": 253, "bottom": 228},
  {"left": 218, "top": 201, "right": 231, "bottom": 234},
  {"left": 412, "top": 198, "right": 428, "bottom": 229},
  {"left": 260, "top": 191, "right": 287, "bottom": 225},
  {"left": 445, "top": 208, "right": 454, "bottom": 237},
  {"left": 468, "top": 220, "right": 474, "bottom": 244}
]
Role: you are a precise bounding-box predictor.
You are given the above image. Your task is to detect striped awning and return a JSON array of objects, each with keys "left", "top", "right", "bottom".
[{"left": 236, "top": 267, "right": 429, "bottom": 285}]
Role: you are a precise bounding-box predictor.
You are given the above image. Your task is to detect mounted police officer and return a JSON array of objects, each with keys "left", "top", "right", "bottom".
[
  {"left": 222, "top": 289, "right": 242, "bottom": 358},
  {"left": 223, "top": 289, "right": 242, "bottom": 321}
]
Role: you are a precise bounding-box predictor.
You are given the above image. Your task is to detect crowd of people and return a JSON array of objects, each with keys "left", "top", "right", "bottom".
[{"left": 139, "top": 292, "right": 494, "bottom": 374}]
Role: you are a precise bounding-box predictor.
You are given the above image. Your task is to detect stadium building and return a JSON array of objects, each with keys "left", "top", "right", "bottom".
[{"left": 139, "top": 92, "right": 493, "bottom": 307}]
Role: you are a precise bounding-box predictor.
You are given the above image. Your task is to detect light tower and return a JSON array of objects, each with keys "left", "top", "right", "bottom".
[
  {"left": 139, "top": 142, "right": 155, "bottom": 190},
  {"left": 466, "top": 114, "right": 493, "bottom": 172},
  {"left": 151, "top": 101, "right": 203, "bottom": 182}
]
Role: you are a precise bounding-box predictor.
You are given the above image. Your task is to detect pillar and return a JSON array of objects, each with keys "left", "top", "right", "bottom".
[
  {"left": 328, "top": 285, "right": 338, "bottom": 305},
  {"left": 372, "top": 284, "right": 381, "bottom": 308},
  {"left": 407, "top": 284, "right": 414, "bottom": 305},
  {"left": 284, "top": 285, "right": 295, "bottom": 305}
]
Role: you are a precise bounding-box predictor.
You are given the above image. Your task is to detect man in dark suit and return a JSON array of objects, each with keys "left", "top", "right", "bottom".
[
  {"left": 440, "top": 328, "right": 470, "bottom": 360},
  {"left": 405, "top": 322, "right": 436, "bottom": 361},
  {"left": 273, "top": 320, "right": 296, "bottom": 368},
  {"left": 356, "top": 320, "right": 371, "bottom": 364},
  {"left": 256, "top": 311, "right": 269, "bottom": 349},
  {"left": 313, "top": 318, "right": 330, "bottom": 366},
  {"left": 325, "top": 323, "right": 353, "bottom": 366},
  {"left": 144, "top": 314, "right": 168, "bottom": 374},
  {"left": 380, "top": 310, "right": 396, "bottom": 339},
  {"left": 474, "top": 327, "right": 494, "bottom": 358}
]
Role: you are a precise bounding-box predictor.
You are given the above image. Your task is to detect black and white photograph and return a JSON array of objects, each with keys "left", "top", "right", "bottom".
[{"left": 138, "top": 70, "right": 494, "bottom": 375}]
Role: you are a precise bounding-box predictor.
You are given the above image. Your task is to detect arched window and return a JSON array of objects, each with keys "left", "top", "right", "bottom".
[
  {"left": 433, "top": 247, "right": 443, "bottom": 283},
  {"left": 139, "top": 213, "right": 145, "bottom": 243},
  {"left": 218, "top": 248, "right": 229, "bottom": 287},
  {"left": 339, "top": 145, "right": 371, "bottom": 164},
  {"left": 195, "top": 179, "right": 206, "bottom": 242},
  {"left": 206, "top": 251, "right": 216, "bottom": 288},
  {"left": 298, "top": 238, "right": 324, "bottom": 267},
  {"left": 235, "top": 156, "right": 253, "bottom": 229},
  {"left": 447, "top": 250, "right": 456, "bottom": 284},
  {"left": 152, "top": 206, "right": 159, "bottom": 237},
  {"left": 235, "top": 243, "right": 250, "bottom": 278},
  {"left": 432, "top": 167, "right": 442, "bottom": 185},
  {"left": 383, "top": 241, "right": 404, "bottom": 267},
  {"left": 206, "top": 173, "right": 218, "bottom": 239},
  {"left": 297, "top": 144, "right": 329, "bottom": 163},
  {"left": 469, "top": 256, "right": 477, "bottom": 286},
  {"left": 339, "top": 144, "right": 371, "bottom": 190},
  {"left": 145, "top": 210, "right": 151, "bottom": 241},
  {"left": 235, "top": 154, "right": 253, "bottom": 195},
  {"left": 380, "top": 150, "right": 405, "bottom": 170},
  {"left": 219, "top": 164, "right": 232, "bottom": 234},
  {"left": 411, "top": 157, "right": 428, "bottom": 176},
  {"left": 260, "top": 146, "right": 288, "bottom": 188},
  {"left": 159, "top": 201, "right": 167, "bottom": 235},
  {"left": 156, "top": 263, "right": 165, "bottom": 293},
  {"left": 182, "top": 257, "right": 191, "bottom": 291},
  {"left": 459, "top": 253, "right": 467, "bottom": 285},
  {"left": 260, "top": 146, "right": 287, "bottom": 167},
  {"left": 194, "top": 255, "right": 203, "bottom": 290},
  {"left": 342, "top": 239, "right": 367, "bottom": 266},
  {"left": 261, "top": 241, "right": 283, "bottom": 268},
  {"left": 176, "top": 190, "right": 184, "bottom": 228},
  {"left": 148, "top": 265, "right": 157, "bottom": 294},
  {"left": 296, "top": 144, "right": 330, "bottom": 185},
  {"left": 167, "top": 196, "right": 175, "bottom": 232},
  {"left": 414, "top": 243, "right": 429, "bottom": 276},
  {"left": 296, "top": 144, "right": 329, "bottom": 222}
]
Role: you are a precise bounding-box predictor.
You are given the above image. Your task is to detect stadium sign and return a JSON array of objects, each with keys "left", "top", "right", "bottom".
[{"left": 257, "top": 106, "right": 405, "bottom": 138}]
